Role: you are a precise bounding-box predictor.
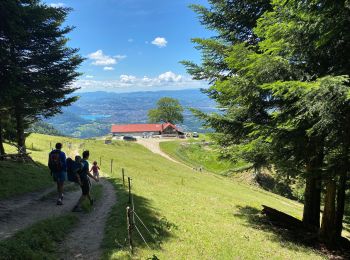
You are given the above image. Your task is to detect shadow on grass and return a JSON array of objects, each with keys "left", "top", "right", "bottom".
[
  {"left": 101, "top": 177, "right": 176, "bottom": 259},
  {"left": 234, "top": 205, "right": 350, "bottom": 257}
]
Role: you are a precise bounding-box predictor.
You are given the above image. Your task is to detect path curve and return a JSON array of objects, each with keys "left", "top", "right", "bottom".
[
  {"left": 0, "top": 184, "right": 81, "bottom": 241},
  {"left": 137, "top": 139, "right": 188, "bottom": 166},
  {"left": 60, "top": 177, "right": 116, "bottom": 259}
]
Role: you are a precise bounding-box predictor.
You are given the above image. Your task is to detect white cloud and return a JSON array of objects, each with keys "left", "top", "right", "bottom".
[
  {"left": 49, "top": 2, "right": 65, "bottom": 8},
  {"left": 85, "top": 75, "right": 94, "bottom": 78},
  {"left": 120, "top": 75, "right": 136, "bottom": 83},
  {"left": 103, "top": 67, "right": 115, "bottom": 71},
  {"left": 74, "top": 71, "right": 207, "bottom": 92},
  {"left": 158, "top": 71, "right": 182, "bottom": 82},
  {"left": 87, "top": 50, "right": 126, "bottom": 66},
  {"left": 151, "top": 37, "right": 167, "bottom": 48}
]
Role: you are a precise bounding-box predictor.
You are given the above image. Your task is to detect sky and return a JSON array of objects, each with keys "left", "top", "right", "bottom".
[{"left": 45, "top": 0, "right": 212, "bottom": 93}]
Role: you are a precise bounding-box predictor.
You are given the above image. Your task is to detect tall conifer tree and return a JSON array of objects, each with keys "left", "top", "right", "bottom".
[{"left": 0, "top": 0, "right": 83, "bottom": 152}]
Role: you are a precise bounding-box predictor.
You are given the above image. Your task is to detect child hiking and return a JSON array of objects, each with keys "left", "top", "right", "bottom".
[
  {"left": 90, "top": 161, "right": 100, "bottom": 180},
  {"left": 73, "top": 150, "right": 99, "bottom": 212},
  {"left": 48, "top": 143, "right": 67, "bottom": 205}
]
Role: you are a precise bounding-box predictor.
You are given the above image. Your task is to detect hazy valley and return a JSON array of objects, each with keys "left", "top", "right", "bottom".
[{"left": 45, "top": 89, "right": 217, "bottom": 138}]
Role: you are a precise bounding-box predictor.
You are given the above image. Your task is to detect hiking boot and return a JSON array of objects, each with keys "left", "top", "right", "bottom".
[
  {"left": 57, "top": 199, "right": 63, "bottom": 206},
  {"left": 90, "top": 198, "right": 94, "bottom": 206},
  {"left": 72, "top": 205, "right": 82, "bottom": 212}
]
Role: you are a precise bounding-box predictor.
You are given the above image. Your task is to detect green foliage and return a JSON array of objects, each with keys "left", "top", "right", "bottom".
[
  {"left": 27, "top": 121, "right": 63, "bottom": 136},
  {"left": 148, "top": 97, "right": 184, "bottom": 124},
  {"left": 74, "top": 122, "right": 110, "bottom": 138},
  {"left": 0, "top": 0, "right": 83, "bottom": 150},
  {"left": 186, "top": 0, "right": 350, "bottom": 233}
]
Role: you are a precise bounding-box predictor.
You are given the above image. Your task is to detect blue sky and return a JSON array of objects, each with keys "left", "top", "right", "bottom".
[{"left": 46, "top": 0, "right": 211, "bottom": 92}]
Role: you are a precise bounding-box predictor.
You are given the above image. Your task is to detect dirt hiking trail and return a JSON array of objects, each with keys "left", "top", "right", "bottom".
[
  {"left": 60, "top": 177, "right": 116, "bottom": 259},
  {"left": 137, "top": 139, "right": 192, "bottom": 168},
  {"left": 0, "top": 171, "right": 117, "bottom": 260},
  {"left": 0, "top": 183, "right": 81, "bottom": 241}
]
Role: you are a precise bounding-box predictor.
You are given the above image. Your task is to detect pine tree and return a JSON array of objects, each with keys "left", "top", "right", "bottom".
[
  {"left": 0, "top": 0, "right": 83, "bottom": 152},
  {"left": 185, "top": 0, "right": 350, "bottom": 242}
]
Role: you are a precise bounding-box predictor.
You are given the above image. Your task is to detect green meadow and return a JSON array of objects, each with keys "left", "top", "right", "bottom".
[
  {"left": 160, "top": 139, "right": 249, "bottom": 174},
  {"left": 0, "top": 134, "right": 331, "bottom": 259}
]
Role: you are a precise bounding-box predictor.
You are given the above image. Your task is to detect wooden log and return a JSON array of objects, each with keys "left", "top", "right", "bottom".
[{"left": 261, "top": 205, "right": 305, "bottom": 229}]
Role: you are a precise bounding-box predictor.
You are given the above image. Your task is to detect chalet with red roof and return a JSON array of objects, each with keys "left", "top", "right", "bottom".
[{"left": 111, "top": 123, "right": 184, "bottom": 137}]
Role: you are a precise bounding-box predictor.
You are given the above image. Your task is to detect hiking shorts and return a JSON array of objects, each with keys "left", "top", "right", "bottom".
[
  {"left": 53, "top": 171, "right": 67, "bottom": 183},
  {"left": 81, "top": 178, "right": 91, "bottom": 195}
]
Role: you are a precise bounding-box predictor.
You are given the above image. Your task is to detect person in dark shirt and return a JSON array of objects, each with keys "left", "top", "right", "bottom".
[
  {"left": 73, "top": 150, "right": 98, "bottom": 212},
  {"left": 48, "top": 143, "right": 67, "bottom": 205}
]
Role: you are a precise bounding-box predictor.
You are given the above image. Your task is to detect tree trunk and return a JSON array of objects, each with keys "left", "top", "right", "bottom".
[
  {"left": 302, "top": 137, "right": 324, "bottom": 230},
  {"left": 320, "top": 180, "right": 337, "bottom": 246},
  {"left": 334, "top": 172, "right": 347, "bottom": 238},
  {"left": 15, "top": 109, "right": 26, "bottom": 153},
  {"left": 0, "top": 118, "right": 5, "bottom": 156},
  {"left": 303, "top": 172, "right": 322, "bottom": 229}
]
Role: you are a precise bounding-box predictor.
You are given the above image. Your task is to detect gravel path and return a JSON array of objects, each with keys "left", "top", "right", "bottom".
[
  {"left": 0, "top": 183, "right": 81, "bottom": 241},
  {"left": 137, "top": 139, "right": 183, "bottom": 164},
  {"left": 60, "top": 177, "right": 116, "bottom": 259}
]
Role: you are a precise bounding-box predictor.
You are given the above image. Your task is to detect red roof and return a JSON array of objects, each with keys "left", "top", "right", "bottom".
[{"left": 111, "top": 123, "right": 179, "bottom": 133}]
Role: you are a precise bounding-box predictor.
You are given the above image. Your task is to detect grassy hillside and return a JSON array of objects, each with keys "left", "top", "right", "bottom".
[
  {"left": 53, "top": 136, "right": 324, "bottom": 259},
  {"left": 0, "top": 135, "right": 82, "bottom": 199},
  {"left": 160, "top": 140, "right": 249, "bottom": 174},
  {"left": 3, "top": 134, "right": 349, "bottom": 258}
]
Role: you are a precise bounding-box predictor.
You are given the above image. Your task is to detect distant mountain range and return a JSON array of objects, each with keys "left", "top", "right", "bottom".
[{"left": 45, "top": 89, "right": 217, "bottom": 138}]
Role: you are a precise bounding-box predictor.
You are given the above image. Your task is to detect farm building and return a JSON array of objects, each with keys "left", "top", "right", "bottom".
[{"left": 111, "top": 123, "right": 184, "bottom": 137}]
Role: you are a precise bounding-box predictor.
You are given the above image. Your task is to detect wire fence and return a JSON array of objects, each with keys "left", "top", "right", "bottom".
[{"left": 124, "top": 171, "right": 158, "bottom": 254}]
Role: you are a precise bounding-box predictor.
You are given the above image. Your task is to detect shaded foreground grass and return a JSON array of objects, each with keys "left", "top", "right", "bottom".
[{"left": 0, "top": 214, "right": 78, "bottom": 259}]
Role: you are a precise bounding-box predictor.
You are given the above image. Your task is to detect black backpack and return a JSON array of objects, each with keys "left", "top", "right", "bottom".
[
  {"left": 67, "top": 158, "right": 83, "bottom": 183},
  {"left": 48, "top": 150, "right": 62, "bottom": 172},
  {"left": 66, "top": 157, "right": 74, "bottom": 181}
]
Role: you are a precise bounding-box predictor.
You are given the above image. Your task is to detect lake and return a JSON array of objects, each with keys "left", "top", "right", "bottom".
[{"left": 80, "top": 114, "right": 111, "bottom": 121}]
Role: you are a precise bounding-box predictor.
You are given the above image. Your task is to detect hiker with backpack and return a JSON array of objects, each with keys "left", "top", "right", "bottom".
[
  {"left": 48, "top": 143, "right": 67, "bottom": 205},
  {"left": 73, "top": 150, "right": 99, "bottom": 212},
  {"left": 66, "top": 155, "right": 84, "bottom": 185}
]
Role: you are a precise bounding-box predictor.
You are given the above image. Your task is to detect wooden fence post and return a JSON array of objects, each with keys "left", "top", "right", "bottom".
[
  {"left": 50, "top": 141, "right": 52, "bottom": 150},
  {"left": 122, "top": 168, "right": 125, "bottom": 186},
  {"left": 128, "top": 177, "right": 132, "bottom": 204},
  {"left": 110, "top": 159, "right": 113, "bottom": 174},
  {"left": 126, "top": 206, "right": 133, "bottom": 254},
  {"left": 99, "top": 156, "right": 102, "bottom": 166}
]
